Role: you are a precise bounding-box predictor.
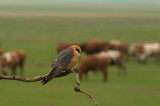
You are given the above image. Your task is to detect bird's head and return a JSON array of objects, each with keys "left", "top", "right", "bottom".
[{"left": 70, "top": 45, "right": 81, "bottom": 54}]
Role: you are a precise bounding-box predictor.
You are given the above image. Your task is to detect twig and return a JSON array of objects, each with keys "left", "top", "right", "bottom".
[{"left": 73, "top": 68, "right": 98, "bottom": 106}]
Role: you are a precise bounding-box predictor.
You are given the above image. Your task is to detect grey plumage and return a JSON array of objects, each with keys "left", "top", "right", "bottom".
[{"left": 41, "top": 48, "right": 74, "bottom": 85}]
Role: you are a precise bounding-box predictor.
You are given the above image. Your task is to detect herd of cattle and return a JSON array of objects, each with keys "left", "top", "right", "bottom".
[
  {"left": 0, "top": 39, "right": 160, "bottom": 82},
  {"left": 57, "top": 40, "right": 160, "bottom": 82}
]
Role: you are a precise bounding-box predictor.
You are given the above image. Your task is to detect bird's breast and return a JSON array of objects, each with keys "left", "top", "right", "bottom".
[{"left": 66, "top": 52, "right": 79, "bottom": 70}]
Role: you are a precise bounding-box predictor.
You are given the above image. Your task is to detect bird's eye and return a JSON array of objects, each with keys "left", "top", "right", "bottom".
[{"left": 76, "top": 48, "right": 80, "bottom": 53}]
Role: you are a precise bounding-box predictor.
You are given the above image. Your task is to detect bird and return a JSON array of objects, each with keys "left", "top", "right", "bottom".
[{"left": 41, "top": 45, "right": 81, "bottom": 85}]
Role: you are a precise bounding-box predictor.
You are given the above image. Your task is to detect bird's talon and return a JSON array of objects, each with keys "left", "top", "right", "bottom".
[
  {"left": 74, "top": 87, "right": 80, "bottom": 92},
  {"left": 74, "top": 67, "right": 79, "bottom": 73}
]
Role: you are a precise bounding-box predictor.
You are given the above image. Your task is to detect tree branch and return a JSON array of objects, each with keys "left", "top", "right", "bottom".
[
  {"left": 0, "top": 70, "right": 73, "bottom": 82},
  {"left": 0, "top": 68, "right": 98, "bottom": 106},
  {"left": 73, "top": 68, "right": 98, "bottom": 106}
]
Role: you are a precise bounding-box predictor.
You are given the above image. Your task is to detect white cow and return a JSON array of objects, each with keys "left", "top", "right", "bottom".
[
  {"left": 136, "top": 43, "right": 160, "bottom": 62},
  {"left": 98, "top": 50, "right": 126, "bottom": 75}
]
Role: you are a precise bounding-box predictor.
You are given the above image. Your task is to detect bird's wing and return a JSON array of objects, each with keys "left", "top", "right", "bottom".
[{"left": 42, "top": 48, "right": 74, "bottom": 85}]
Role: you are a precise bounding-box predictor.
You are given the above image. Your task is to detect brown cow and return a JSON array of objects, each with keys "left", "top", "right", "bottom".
[
  {"left": 103, "top": 40, "right": 129, "bottom": 60},
  {"left": 79, "top": 55, "right": 108, "bottom": 82},
  {"left": 0, "top": 50, "right": 26, "bottom": 75},
  {"left": 80, "top": 39, "right": 104, "bottom": 55}
]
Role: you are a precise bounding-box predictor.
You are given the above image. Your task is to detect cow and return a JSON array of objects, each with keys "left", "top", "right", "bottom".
[
  {"left": 134, "top": 43, "right": 160, "bottom": 63},
  {"left": 0, "top": 50, "right": 26, "bottom": 75},
  {"left": 79, "top": 55, "right": 108, "bottom": 82},
  {"left": 97, "top": 50, "right": 126, "bottom": 75},
  {"left": 104, "top": 40, "right": 129, "bottom": 60},
  {"left": 80, "top": 39, "right": 104, "bottom": 55}
]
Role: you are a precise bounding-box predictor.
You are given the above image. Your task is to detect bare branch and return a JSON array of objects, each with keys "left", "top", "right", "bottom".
[
  {"left": 73, "top": 68, "right": 98, "bottom": 106},
  {"left": 0, "top": 70, "right": 73, "bottom": 82},
  {"left": 0, "top": 68, "right": 98, "bottom": 105}
]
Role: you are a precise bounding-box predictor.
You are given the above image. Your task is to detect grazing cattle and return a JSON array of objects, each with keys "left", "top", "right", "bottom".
[
  {"left": 57, "top": 42, "right": 78, "bottom": 53},
  {"left": 104, "top": 40, "right": 129, "bottom": 60},
  {"left": 80, "top": 39, "right": 104, "bottom": 55},
  {"left": 135, "top": 43, "right": 160, "bottom": 62},
  {"left": 0, "top": 50, "right": 26, "bottom": 75},
  {"left": 98, "top": 50, "right": 126, "bottom": 75},
  {"left": 79, "top": 55, "right": 108, "bottom": 82}
]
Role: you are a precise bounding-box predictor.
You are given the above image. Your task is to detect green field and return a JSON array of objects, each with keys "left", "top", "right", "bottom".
[{"left": 0, "top": 4, "right": 160, "bottom": 106}]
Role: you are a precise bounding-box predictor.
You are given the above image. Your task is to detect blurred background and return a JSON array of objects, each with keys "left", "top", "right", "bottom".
[{"left": 0, "top": 0, "right": 160, "bottom": 106}]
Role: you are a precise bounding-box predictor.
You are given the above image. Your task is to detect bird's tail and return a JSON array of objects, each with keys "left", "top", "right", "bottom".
[
  {"left": 41, "top": 74, "right": 53, "bottom": 85},
  {"left": 41, "top": 67, "right": 61, "bottom": 85}
]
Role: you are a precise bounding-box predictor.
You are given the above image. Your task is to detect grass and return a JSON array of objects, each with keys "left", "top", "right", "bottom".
[
  {"left": 0, "top": 10, "right": 160, "bottom": 106},
  {"left": 0, "top": 5, "right": 160, "bottom": 13}
]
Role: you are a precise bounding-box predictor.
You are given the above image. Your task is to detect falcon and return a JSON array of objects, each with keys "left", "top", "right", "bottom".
[{"left": 42, "top": 45, "right": 81, "bottom": 85}]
